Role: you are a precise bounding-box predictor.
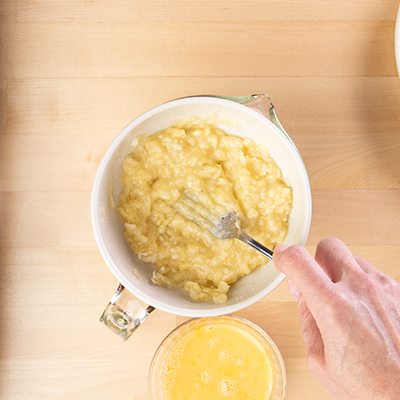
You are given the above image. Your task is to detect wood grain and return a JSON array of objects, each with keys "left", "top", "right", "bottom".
[
  {"left": 0, "top": 0, "right": 15, "bottom": 22},
  {"left": 14, "top": 0, "right": 400, "bottom": 22},
  {"left": 5, "top": 77, "right": 400, "bottom": 137},
  {"left": 1, "top": 0, "right": 400, "bottom": 399},
  {"left": 0, "top": 21, "right": 397, "bottom": 79},
  {"left": 0, "top": 79, "right": 6, "bottom": 136}
]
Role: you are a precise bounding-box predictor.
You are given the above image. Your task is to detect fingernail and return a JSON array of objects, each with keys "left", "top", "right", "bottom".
[
  {"left": 274, "top": 244, "right": 288, "bottom": 254},
  {"left": 288, "top": 280, "right": 301, "bottom": 301}
]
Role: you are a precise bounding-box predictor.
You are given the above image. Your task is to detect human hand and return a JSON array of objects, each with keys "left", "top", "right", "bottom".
[{"left": 273, "top": 237, "right": 400, "bottom": 400}]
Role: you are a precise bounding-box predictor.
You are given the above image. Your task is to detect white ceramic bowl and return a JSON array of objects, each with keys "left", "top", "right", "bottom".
[{"left": 92, "top": 96, "right": 312, "bottom": 321}]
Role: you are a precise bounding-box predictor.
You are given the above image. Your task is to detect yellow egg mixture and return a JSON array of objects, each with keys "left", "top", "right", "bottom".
[
  {"left": 162, "top": 324, "right": 273, "bottom": 400},
  {"left": 117, "top": 116, "right": 292, "bottom": 303}
]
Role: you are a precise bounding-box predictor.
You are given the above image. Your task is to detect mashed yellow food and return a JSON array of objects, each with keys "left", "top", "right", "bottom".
[{"left": 117, "top": 117, "right": 292, "bottom": 304}]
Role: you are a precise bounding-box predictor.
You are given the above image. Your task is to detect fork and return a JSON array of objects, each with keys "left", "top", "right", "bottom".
[{"left": 173, "top": 191, "right": 274, "bottom": 261}]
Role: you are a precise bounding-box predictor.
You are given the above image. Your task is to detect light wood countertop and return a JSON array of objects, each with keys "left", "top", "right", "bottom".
[{"left": 1, "top": 1, "right": 400, "bottom": 399}]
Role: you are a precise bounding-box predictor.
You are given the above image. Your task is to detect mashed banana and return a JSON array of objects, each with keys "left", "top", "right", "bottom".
[{"left": 117, "top": 117, "right": 292, "bottom": 304}]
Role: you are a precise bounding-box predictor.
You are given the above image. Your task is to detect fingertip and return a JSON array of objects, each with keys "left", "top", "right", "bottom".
[
  {"left": 274, "top": 244, "right": 288, "bottom": 254},
  {"left": 315, "top": 237, "right": 360, "bottom": 283},
  {"left": 273, "top": 244, "right": 290, "bottom": 274},
  {"left": 274, "top": 244, "right": 309, "bottom": 268},
  {"left": 316, "top": 237, "right": 346, "bottom": 253},
  {"left": 273, "top": 244, "right": 313, "bottom": 281},
  {"left": 273, "top": 244, "right": 333, "bottom": 310}
]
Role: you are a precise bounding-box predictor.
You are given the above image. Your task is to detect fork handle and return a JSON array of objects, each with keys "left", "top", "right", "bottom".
[{"left": 237, "top": 230, "right": 274, "bottom": 261}]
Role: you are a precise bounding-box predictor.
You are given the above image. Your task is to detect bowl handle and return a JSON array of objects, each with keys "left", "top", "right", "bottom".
[
  {"left": 196, "top": 94, "right": 295, "bottom": 146},
  {"left": 99, "top": 283, "right": 155, "bottom": 341}
]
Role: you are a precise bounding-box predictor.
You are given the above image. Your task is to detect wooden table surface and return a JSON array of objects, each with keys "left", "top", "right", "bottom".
[{"left": 1, "top": 1, "right": 400, "bottom": 399}]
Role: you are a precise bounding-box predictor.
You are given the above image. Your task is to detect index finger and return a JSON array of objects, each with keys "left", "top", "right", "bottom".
[{"left": 274, "top": 244, "right": 334, "bottom": 309}]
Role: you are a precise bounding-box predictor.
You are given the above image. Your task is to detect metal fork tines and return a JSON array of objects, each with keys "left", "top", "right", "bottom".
[
  {"left": 172, "top": 190, "right": 274, "bottom": 261},
  {"left": 172, "top": 191, "right": 220, "bottom": 233}
]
